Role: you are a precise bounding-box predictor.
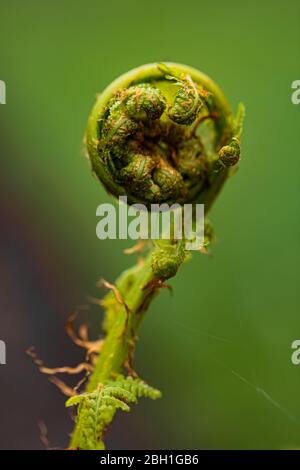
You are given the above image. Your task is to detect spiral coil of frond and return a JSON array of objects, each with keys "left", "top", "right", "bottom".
[{"left": 86, "top": 63, "right": 244, "bottom": 208}]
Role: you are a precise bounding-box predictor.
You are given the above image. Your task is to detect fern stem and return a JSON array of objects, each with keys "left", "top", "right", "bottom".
[
  {"left": 88, "top": 253, "right": 155, "bottom": 390},
  {"left": 70, "top": 246, "right": 177, "bottom": 448}
]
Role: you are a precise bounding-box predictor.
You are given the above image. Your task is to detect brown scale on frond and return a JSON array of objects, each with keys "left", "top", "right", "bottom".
[
  {"left": 27, "top": 305, "right": 106, "bottom": 400},
  {"left": 65, "top": 313, "right": 103, "bottom": 359}
]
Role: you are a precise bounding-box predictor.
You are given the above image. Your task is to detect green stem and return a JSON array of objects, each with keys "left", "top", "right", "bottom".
[
  {"left": 70, "top": 245, "right": 177, "bottom": 448},
  {"left": 88, "top": 253, "right": 155, "bottom": 389}
]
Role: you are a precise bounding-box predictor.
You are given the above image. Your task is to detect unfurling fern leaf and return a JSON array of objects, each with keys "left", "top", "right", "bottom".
[
  {"left": 66, "top": 376, "right": 161, "bottom": 450},
  {"left": 65, "top": 63, "right": 244, "bottom": 449}
]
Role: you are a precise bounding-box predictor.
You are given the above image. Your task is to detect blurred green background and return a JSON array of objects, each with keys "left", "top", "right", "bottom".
[{"left": 0, "top": 0, "right": 299, "bottom": 450}]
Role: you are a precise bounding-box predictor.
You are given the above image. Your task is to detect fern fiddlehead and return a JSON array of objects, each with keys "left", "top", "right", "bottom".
[
  {"left": 87, "top": 63, "right": 243, "bottom": 208},
  {"left": 66, "top": 63, "right": 245, "bottom": 450}
]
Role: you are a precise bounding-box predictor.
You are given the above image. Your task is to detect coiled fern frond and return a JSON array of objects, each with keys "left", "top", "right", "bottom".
[
  {"left": 31, "top": 62, "right": 244, "bottom": 450},
  {"left": 87, "top": 62, "right": 244, "bottom": 208}
]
